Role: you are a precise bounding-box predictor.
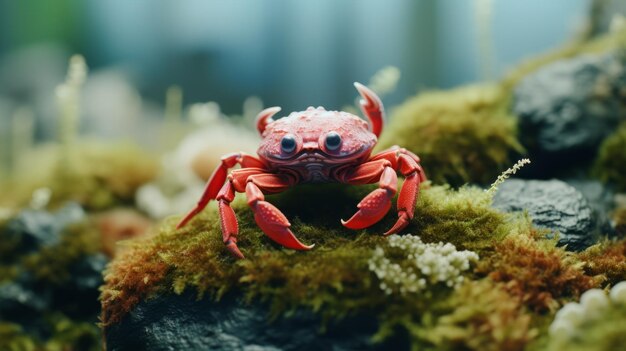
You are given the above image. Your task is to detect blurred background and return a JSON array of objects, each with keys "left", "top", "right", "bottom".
[{"left": 0, "top": 0, "right": 624, "bottom": 169}]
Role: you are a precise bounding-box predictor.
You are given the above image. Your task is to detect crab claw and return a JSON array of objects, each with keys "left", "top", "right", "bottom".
[
  {"left": 246, "top": 182, "right": 313, "bottom": 251},
  {"left": 341, "top": 188, "right": 393, "bottom": 230},
  {"left": 255, "top": 106, "right": 281, "bottom": 136},
  {"left": 354, "top": 82, "right": 384, "bottom": 138},
  {"left": 253, "top": 201, "right": 314, "bottom": 250}
]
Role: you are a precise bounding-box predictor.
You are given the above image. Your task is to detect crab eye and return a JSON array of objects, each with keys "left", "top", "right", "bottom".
[
  {"left": 280, "top": 134, "right": 297, "bottom": 153},
  {"left": 325, "top": 131, "right": 342, "bottom": 151}
]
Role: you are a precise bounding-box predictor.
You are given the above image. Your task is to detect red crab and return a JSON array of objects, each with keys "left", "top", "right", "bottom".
[{"left": 177, "top": 83, "right": 426, "bottom": 259}]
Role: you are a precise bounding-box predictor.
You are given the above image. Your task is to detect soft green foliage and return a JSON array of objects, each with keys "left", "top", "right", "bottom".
[
  {"left": 377, "top": 84, "right": 523, "bottom": 186},
  {"left": 0, "top": 140, "right": 158, "bottom": 210},
  {"left": 594, "top": 123, "right": 626, "bottom": 191}
]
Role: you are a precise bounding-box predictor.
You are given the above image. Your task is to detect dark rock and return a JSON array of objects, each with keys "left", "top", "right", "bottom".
[
  {"left": 5, "top": 202, "right": 85, "bottom": 252},
  {"left": 492, "top": 179, "right": 609, "bottom": 250},
  {"left": 565, "top": 179, "right": 616, "bottom": 236},
  {"left": 513, "top": 52, "right": 626, "bottom": 177},
  {"left": 0, "top": 278, "right": 50, "bottom": 318},
  {"left": 70, "top": 253, "right": 108, "bottom": 291},
  {"left": 105, "top": 292, "right": 405, "bottom": 351}
]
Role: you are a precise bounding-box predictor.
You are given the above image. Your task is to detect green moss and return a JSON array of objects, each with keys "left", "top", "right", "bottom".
[
  {"left": 377, "top": 84, "right": 523, "bottom": 186},
  {"left": 593, "top": 123, "right": 626, "bottom": 191},
  {"left": 478, "top": 233, "right": 598, "bottom": 312},
  {"left": 579, "top": 238, "right": 626, "bottom": 287},
  {"left": 0, "top": 323, "right": 36, "bottom": 351},
  {"left": 0, "top": 140, "right": 158, "bottom": 210},
  {"left": 410, "top": 279, "right": 535, "bottom": 351},
  {"left": 0, "top": 316, "right": 100, "bottom": 351}
]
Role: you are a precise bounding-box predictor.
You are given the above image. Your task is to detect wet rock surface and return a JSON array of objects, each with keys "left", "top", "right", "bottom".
[
  {"left": 513, "top": 53, "right": 626, "bottom": 177},
  {"left": 5, "top": 202, "right": 85, "bottom": 253},
  {"left": 105, "top": 292, "right": 403, "bottom": 351},
  {"left": 493, "top": 179, "right": 611, "bottom": 250}
]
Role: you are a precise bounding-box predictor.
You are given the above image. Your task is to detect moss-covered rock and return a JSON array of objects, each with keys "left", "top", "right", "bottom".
[
  {"left": 100, "top": 180, "right": 618, "bottom": 350},
  {"left": 376, "top": 84, "right": 523, "bottom": 186},
  {"left": 594, "top": 123, "right": 626, "bottom": 191}
]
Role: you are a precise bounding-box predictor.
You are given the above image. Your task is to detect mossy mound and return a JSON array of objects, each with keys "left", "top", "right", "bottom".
[
  {"left": 376, "top": 84, "right": 523, "bottom": 186},
  {"left": 0, "top": 140, "right": 158, "bottom": 210},
  {"left": 100, "top": 181, "right": 618, "bottom": 350},
  {"left": 593, "top": 123, "right": 626, "bottom": 191}
]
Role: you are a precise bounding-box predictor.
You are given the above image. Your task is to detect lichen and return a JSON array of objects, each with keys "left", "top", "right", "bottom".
[
  {"left": 593, "top": 123, "right": 626, "bottom": 191},
  {"left": 376, "top": 84, "right": 523, "bottom": 186}
]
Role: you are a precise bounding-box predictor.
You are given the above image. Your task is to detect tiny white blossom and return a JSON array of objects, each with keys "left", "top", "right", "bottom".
[{"left": 368, "top": 234, "right": 479, "bottom": 295}]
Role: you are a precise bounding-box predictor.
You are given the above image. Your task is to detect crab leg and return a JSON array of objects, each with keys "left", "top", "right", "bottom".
[
  {"left": 245, "top": 174, "right": 314, "bottom": 252},
  {"left": 340, "top": 147, "right": 425, "bottom": 234},
  {"left": 176, "top": 152, "right": 266, "bottom": 229}
]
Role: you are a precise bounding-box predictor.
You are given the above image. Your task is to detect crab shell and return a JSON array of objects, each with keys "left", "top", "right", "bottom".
[{"left": 257, "top": 106, "right": 378, "bottom": 167}]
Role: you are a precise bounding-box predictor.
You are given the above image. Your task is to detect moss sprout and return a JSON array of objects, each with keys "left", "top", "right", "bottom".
[
  {"left": 376, "top": 84, "right": 523, "bottom": 186},
  {"left": 593, "top": 123, "right": 626, "bottom": 191}
]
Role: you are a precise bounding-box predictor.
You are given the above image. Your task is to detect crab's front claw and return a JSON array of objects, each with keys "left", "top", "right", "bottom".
[
  {"left": 341, "top": 188, "right": 393, "bottom": 230},
  {"left": 252, "top": 201, "right": 314, "bottom": 251},
  {"left": 246, "top": 182, "right": 313, "bottom": 251}
]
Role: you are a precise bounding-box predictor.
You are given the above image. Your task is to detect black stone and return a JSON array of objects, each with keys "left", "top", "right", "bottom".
[
  {"left": 5, "top": 202, "right": 85, "bottom": 253},
  {"left": 513, "top": 52, "right": 626, "bottom": 177},
  {"left": 105, "top": 292, "right": 406, "bottom": 351},
  {"left": 492, "top": 179, "right": 610, "bottom": 250},
  {"left": 0, "top": 273, "right": 51, "bottom": 320}
]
